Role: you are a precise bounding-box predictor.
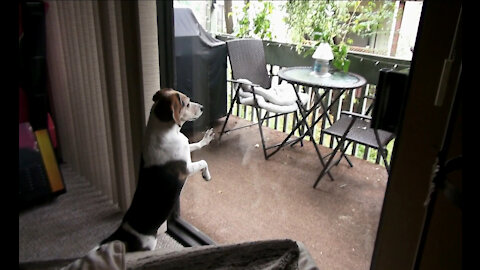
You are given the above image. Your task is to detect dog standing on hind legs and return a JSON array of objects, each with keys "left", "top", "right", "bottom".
[{"left": 100, "top": 88, "right": 215, "bottom": 252}]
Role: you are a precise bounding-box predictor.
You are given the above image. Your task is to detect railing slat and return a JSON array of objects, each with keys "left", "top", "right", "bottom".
[
  {"left": 363, "top": 147, "right": 370, "bottom": 161},
  {"left": 309, "top": 87, "right": 317, "bottom": 142},
  {"left": 321, "top": 89, "right": 333, "bottom": 146}
]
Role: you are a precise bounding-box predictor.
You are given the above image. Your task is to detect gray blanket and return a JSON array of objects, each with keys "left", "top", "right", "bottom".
[{"left": 19, "top": 239, "right": 320, "bottom": 270}]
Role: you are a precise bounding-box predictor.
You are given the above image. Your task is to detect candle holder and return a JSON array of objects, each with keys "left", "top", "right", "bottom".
[{"left": 311, "top": 43, "right": 334, "bottom": 77}]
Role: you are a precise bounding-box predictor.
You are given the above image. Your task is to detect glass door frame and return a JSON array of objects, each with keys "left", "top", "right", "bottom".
[{"left": 156, "top": 0, "right": 214, "bottom": 247}]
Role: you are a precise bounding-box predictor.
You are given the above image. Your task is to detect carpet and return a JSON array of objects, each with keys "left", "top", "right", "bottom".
[{"left": 19, "top": 164, "right": 183, "bottom": 263}]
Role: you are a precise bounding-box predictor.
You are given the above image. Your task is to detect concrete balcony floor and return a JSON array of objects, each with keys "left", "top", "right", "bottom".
[{"left": 181, "top": 116, "right": 389, "bottom": 270}]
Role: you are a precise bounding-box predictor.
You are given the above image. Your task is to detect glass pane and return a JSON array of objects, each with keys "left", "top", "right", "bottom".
[{"left": 171, "top": 1, "right": 422, "bottom": 269}]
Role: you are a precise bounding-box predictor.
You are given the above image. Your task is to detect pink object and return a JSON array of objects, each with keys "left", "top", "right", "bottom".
[
  {"left": 47, "top": 113, "right": 57, "bottom": 148},
  {"left": 19, "top": 122, "right": 37, "bottom": 150}
]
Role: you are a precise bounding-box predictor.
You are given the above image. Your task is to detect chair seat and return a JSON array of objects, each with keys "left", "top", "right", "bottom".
[
  {"left": 236, "top": 79, "right": 309, "bottom": 114},
  {"left": 323, "top": 116, "right": 394, "bottom": 148}
]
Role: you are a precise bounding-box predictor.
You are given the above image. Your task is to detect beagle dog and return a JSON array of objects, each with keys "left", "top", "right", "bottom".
[{"left": 100, "top": 88, "right": 214, "bottom": 252}]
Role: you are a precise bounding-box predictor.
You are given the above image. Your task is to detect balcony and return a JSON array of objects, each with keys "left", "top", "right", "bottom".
[{"left": 179, "top": 35, "right": 411, "bottom": 270}]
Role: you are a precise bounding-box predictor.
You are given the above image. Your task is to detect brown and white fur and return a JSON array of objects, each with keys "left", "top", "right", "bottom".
[{"left": 100, "top": 88, "right": 214, "bottom": 252}]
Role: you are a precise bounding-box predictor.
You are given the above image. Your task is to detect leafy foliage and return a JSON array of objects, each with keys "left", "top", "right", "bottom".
[
  {"left": 230, "top": 1, "right": 275, "bottom": 40},
  {"left": 284, "top": 1, "right": 394, "bottom": 72},
  {"left": 253, "top": 1, "right": 274, "bottom": 40},
  {"left": 234, "top": 2, "right": 252, "bottom": 38}
]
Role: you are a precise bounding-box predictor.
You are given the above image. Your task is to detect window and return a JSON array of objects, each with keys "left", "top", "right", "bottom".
[{"left": 157, "top": 1, "right": 424, "bottom": 269}]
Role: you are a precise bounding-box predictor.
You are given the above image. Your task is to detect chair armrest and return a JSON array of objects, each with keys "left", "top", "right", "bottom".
[
  {"left": 360, "top": 95, "right": 376, "bottom": 100},
  {"left": 227, "top": 79, "right": 260, "bottom": 88},
  {"left": 340, "top": 111, "right": 372, "bottom": 120}
]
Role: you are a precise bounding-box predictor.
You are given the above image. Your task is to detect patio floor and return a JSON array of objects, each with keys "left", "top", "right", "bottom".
[{"left": 180, "top": 116, "right": 389, "bottom": 270}]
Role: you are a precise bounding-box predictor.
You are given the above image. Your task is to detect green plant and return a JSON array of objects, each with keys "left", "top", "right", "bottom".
[
  {"left": 235, "top": 2, "right": 252, "bottom": 38},
  {"left": 230, "top": 1, "right": 275, "bottom": 40},
  {"left": 284, "top": 1, "right": 394, "bottom": 72},
  {"left": 253, "top": 1, "right": 274, "bottom": 40}
]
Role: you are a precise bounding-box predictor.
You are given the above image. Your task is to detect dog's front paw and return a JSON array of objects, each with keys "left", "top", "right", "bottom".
[
  {"left": 202, "top": 168, "right": 211, "bottom": 181},
  {"left": 202, "top": 128, "right": 215, "bottom": 146}
]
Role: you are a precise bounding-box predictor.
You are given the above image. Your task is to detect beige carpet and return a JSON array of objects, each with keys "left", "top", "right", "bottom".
[
  {"left": 19, "top": 164, "right": 183, "bottom": 264},
  {"left": 180, "top": 116, "right": 389, "bottom": 270}
]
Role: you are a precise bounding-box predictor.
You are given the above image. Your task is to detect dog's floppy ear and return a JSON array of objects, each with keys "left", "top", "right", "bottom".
[
  {"left": 170, "top": 93, "right": 183, "bottom": 127},
  {"left": 153, "top": 89, "right": 182, "bottom": 126},
  {"left": 152, "top": 90, "right": 162, "bottom": 102}
]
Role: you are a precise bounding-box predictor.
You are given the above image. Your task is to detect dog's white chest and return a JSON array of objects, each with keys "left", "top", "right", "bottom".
[{"left": 142, "top": 120, "right": 190, "bottom": 168}]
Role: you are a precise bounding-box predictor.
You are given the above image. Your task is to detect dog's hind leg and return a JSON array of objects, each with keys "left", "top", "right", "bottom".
[{"left": 187, "top": 160, "right": 211, "bottom": 181}]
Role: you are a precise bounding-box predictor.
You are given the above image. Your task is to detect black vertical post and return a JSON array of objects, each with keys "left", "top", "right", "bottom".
[
  {"left": 156, "top": 0, "right": 176, "bottom": 89},
  {"left": 156, "top": 1, "right": 214, "bottom": 246},
  {"left": 20, "top": 1, "right": 48, "bottom": 131},
  {"left": 156, "top": 0, "right": 182, "bottom": 233},
  {"left": 156, "top": 0, "right": 178, "bottom": 217}
]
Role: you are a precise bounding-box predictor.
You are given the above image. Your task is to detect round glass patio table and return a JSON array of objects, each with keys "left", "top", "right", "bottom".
[
  {"left": 276, "top": 66, "right": 367, "bottom": 181},
  {"left": 278, "top": 66, "right": 366, "bottom": 90}
]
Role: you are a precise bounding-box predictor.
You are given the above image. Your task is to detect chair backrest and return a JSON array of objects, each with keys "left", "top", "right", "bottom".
[
  {"left": 371, "top": 68, "right": 410, "bottom": 134},
  {"left": 226, "top": 39, "right": 271, "bottom": 89}
]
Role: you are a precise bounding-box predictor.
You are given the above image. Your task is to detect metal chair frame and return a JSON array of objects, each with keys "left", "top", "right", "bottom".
[
  {"left": 218, "top": 39, "right": 307, "bottom": 160},
  {"left": 313, "top": 96, "right": 394, "bottom": 188}
]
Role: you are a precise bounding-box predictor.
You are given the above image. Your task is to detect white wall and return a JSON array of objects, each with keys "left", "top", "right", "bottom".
[
  {"left": 396, "top": 1, "right": 423, "bottom": 59},
  {"left": 138, "top": 0, "right": 160, "bottom": 121}
]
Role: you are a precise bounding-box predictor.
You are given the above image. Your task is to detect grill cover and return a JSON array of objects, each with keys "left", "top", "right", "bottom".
[{"left": 174, "top": 8, "right": 227, "bottom": 131}]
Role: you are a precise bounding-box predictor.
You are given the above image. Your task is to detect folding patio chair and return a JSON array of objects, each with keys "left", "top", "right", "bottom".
[
  {"left": 313, "top": 68, "right": 409, "bottom": 188},
  {"left": 219, "top": 38, "right": 310, "bottom": 160}
]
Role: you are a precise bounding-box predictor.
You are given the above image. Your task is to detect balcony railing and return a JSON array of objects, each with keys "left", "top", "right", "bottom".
[{"left": 216, "top": 34, "right": 411, "bottom": 165}]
